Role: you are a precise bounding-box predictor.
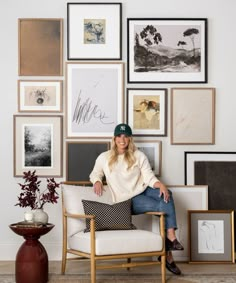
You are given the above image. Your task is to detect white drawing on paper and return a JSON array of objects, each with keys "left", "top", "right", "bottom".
[{"left": 198, "top": 220, "right": 224, "bottom": 254}]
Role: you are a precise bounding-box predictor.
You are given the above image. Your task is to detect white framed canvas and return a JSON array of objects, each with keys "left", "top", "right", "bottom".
[
  {"left": 66, "top": 62, "right": 124, "bottom": 138},
  {"left": 167, "top": 185, "right": 208, "bottom": 262}
]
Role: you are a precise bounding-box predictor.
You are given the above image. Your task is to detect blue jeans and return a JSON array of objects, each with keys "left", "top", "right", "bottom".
[{"left": 131, "top": 186, "right": 177, "bottom": 230}]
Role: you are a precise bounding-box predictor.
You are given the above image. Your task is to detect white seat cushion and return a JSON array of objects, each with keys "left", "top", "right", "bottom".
[{"left": 69, "top": 229, "right": 163, "bottom": 255}]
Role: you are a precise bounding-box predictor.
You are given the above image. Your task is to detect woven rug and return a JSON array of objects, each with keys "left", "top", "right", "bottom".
[{"left": 1, "top": 274, "right": 236, "bottom": 283}]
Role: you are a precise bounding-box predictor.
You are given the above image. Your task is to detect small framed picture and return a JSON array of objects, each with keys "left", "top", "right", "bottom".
[
  {"left": 134, "top": 140, "right": 162, "bottom": 176},
  {"left": 18, "top": 18, "right": 63, "bottom": 76},
  {"left": 66, "top": 141, "right": 110, "bottom": 182},
  {"left": 67, "top": 3, "right": 122, "bottom": 60},
  {"left": 171, "top": 88, "right": 215, "bottom": 144},
  {"left": 18, "top": 80, "right": 63, "bottom": 112},
  {"left": 127, "top": 18, "right": 207, "bottom": 83},
  {"left": 188, "top": 210, "right": 235, "bottom": 263},
  {"left": 127, "top": 88, "right": 167, "bottom": 136},
  {"left": 14, "top": 115, "right": 63, "bottom": 177}
]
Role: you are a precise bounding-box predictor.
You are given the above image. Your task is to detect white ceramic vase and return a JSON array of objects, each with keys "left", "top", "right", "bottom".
[{"left": 33, "top": 209, "right": 48, "bottom": 224}]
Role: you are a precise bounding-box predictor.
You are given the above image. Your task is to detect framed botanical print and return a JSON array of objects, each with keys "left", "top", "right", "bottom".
[
  {"left": 66, "top": 62, "right": 124, "bottom": 138},
  {"left": 127, "top": 88, "right": 167, "bottom": 136},
  {"left": 171, "top": 88, "right": 215, "bottom": 144},
  {"left": 18, "top": 18, "right": 63, "bottom": 76},
  {"left": 14, "top": 115, "right": 63, "bottom": 177},
  {"left": 66, "top": 141, "right": 110, "bottom": 182},
  {"left": 127, "top": 18, "right": 207, "bottom": 83},
  {"left": 134, "top": 140, "right": 162, "bottom": 176},
  {"left": 67, "top": 3, "right": 122, "bottom": 60},
  {"left": 18, "top": 80, "right": 62, "bottom": 112}
]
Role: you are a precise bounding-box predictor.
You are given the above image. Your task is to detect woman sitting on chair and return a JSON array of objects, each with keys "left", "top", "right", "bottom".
[{"left": 90, "top": 123, "right": 183, "bottom": 275}]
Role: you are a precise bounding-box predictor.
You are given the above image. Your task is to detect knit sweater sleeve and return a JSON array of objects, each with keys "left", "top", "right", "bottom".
[
  {"left": 137, "top": 150, "right": 159, "bottom": 187},
  {"left": 89, "top": 152, "right": 106, "bottom": 184}
]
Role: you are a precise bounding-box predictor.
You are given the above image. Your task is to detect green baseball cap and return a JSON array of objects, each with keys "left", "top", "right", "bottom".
[{"left": 114, "top": 123, "right": 132, "bottom": 136}]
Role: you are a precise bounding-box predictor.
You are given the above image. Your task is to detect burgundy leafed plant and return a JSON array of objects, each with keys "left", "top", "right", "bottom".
[{"left": 15, "top": 170, "right": 60, "bottom": 209}]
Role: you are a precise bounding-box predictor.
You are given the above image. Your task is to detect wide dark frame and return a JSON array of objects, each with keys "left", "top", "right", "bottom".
[
  {"left": 127, "top": 18, "right": 208, "bottom": 83},
  {"left": 66, "top": 141, "right": 110, "bottom": 182},
  {"left": 67, "top": 2, "right": 122, "bottom": 60},
  {"left": 188, "top": 210, "right": 235, "bottom": 263}
]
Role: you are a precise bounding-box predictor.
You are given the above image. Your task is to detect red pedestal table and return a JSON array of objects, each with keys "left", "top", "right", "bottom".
[{"left": 9, "top": 223, "right": 54, "bottom": 283}]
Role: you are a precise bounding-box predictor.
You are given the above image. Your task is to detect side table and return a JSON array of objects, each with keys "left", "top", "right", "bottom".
[{"left": 9, "top": 223, "right": 54, "bottom": 283}]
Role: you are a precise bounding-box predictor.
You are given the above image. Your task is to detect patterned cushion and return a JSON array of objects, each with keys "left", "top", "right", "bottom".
[{"left": 82, "top": 199, "right": 136, "bottom": 232}]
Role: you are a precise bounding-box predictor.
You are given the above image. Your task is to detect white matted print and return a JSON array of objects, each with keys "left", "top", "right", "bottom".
[
  {"left": 14, "top": 115, "right": 63, "bottom": 177},
  {"left": 127, "top": 88, "right": 167, "bottom": 136},
  {"left": 67, "top": 3, "right": 122, "bottom": 60},
  {"left": 167, "top": 185, "right": 208, "bottom": 262},
  {"left": 134, "top": 140, "right": 162, "bottom": 176},
  {"left": 18, "top": 80, "right": 62, "bottom": 112},
  {"left": 66, "top": 62, "right": 124, "bottom": 138},
  {"left": 171, "top": 88, "right": 215, "bottom": 144}
]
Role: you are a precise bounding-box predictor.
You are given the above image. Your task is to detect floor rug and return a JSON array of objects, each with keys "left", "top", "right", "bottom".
[{"left": 1, "top": 274, "right": 236, "bottom": 283}]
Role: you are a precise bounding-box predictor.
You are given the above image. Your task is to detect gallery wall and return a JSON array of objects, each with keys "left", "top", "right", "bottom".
[{"left": 0, "top": 0, "right": 236, "bottom": 260}]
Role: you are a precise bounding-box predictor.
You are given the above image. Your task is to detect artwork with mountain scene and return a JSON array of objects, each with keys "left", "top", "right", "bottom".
[{"left": 134, "top": 24, "right": 201, "bottom": 73}]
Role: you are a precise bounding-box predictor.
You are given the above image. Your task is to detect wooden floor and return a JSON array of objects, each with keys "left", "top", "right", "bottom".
[{"left": 0, "top": 260, "right": 235, "bottom": 275}]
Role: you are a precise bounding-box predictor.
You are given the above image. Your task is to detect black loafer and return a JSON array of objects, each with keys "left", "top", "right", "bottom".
[
  {"left": 158, "top": 256, "right": 181, "bottom": 275},
  {"left": 166, "top": 238, "right": 184, "bottom": 251},
  {"left": 166, "top": 259, "right": 181, "bottom": 275}
]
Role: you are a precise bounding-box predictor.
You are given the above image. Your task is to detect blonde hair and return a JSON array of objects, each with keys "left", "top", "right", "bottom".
[{"left": 108, "top": 136, "right": 137, "bottom": 170}]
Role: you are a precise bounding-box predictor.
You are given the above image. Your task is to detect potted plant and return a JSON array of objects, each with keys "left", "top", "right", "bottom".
[{"left": 15, "top": 170, "right": 60, "bottom": 224}]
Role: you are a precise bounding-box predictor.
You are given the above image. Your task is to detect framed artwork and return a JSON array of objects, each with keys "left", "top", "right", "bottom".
[
  {"left": 184, "top": 151, "right": 236, "bottom": 186},
  {"left": 188, "top": 210, "right": 235, "bottom": 263},
  {"left": 171, "top": 88, "right": 215, "bottom": 144},
  {"left": 66, "top": 62, "right": 124, "bottom": 138},
  {"left": 18, "top": 18, "right": 63, "bottom": 76},
  {"left": 18, "top": 80, "right": 63, "bottom": 112},
  {"left": 67, "top": 3, "right": 122, "bottom": 60},
  {"left": 134, "top": 140, "right": 162, "bottom": 176},
  {"left": 127, "top": 88, "right": 167, "bottom": 136},
  {"left": 14, "top": 115, "right": 63, "bottom": 177},
  {"left": 127, "top": 18, "right": 207, "bottom": 83},
  {"left": 167, "top": 185, "right": 208, "bottom": 262},
  {"left": 66, "top": 141, "right": 110, "bottom": 182}
]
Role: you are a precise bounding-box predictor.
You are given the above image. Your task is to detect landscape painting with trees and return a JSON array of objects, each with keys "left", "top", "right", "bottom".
[{"left": 128, "top": 19, "right": 207, "bottom": 83}]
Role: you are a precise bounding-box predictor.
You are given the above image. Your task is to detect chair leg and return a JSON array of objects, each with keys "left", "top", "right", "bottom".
[
  {"left": 61, "top": 253, "right": 66, "bottom": 275},
  {"left": 91, "top": 258, "right": 96, "bottom": 283},
  {"left": 127, "top": 258, "right": 131, "bottom": 270},
  {"left": 161, "top": 255, "right": 166, "bottom": 283}
]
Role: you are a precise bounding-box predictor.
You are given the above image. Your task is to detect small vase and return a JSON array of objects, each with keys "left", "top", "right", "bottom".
[{"left": 33, "top": 209, "right": 48, "bottom": 224}]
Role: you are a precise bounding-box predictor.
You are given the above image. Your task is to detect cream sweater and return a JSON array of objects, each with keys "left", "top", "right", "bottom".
[{"left": 89, "top": 150, "right": 159, "bottom": 203}]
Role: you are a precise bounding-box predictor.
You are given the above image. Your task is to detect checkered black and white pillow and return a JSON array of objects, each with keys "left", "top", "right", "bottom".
[{"left": 82, "top": 199, "right": 136, "bottom": 232}]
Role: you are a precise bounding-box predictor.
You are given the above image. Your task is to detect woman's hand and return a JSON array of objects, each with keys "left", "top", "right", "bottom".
[
  {"left": 93, "top": 181, "right": 104, "bottom": 197},
  {"left": 154, "top": 181, "right": 170, "bottom": 203}
]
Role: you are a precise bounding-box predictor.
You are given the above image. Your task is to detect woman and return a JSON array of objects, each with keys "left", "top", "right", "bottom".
[{"left": 90, "top": 123, "right": 183, "bottom": 275}]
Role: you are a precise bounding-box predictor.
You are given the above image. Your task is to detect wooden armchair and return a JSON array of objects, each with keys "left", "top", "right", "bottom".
[{"left": 61, "top": 182, "right": 166, "bottom": 283}]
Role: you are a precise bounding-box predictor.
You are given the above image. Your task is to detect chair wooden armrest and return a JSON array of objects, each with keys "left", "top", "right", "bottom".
[
  {"left": 144, "top": 211, "right": 165, "bottom": 216},
  {"left": 65, "top": 212, "right": 95, "bottom": 220}
]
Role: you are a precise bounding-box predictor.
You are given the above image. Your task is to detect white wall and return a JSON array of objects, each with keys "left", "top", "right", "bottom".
[{"left": 1, "top": 0, "right": 236, "bottom": 260}]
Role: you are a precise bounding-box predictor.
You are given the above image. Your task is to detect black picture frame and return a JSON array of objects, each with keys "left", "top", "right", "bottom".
[
  {"left": 127, "top": 18, "right": 208, "bottom": 83},
  {"left": 66, "top": 141, "right": 110, "bottom": 182},
  {"left": 67, "top": 2, "right": 122, "bottom": 60}
]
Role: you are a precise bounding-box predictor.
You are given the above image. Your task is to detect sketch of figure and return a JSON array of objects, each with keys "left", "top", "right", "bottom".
[
  {"left": 198, "top": 220, "right": 224, "bottom": 254},
  {"left": 84, "top": 19, "right": 106, "bottom": 44}
]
